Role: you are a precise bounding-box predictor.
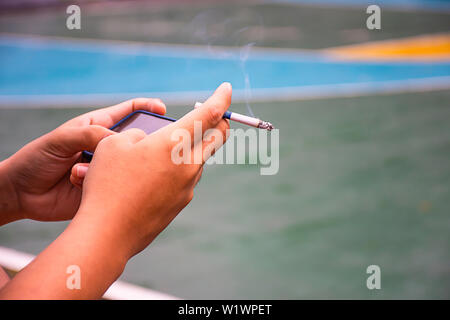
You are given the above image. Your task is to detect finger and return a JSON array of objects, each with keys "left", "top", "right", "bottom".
[
  {"left": 201, "top": 119, "right": 230, "bottom": 164},
  {"left": 94, "top": 98, "right": 167, "bottom": 126},
  {"left": 116, "top": 128, "right": 147, "bottom": 144},
  {"left": 66, "top": 98, "right": 167, "bottom": 128},
  {"left": 160, "top": 82, "right": 231, "bottom": 141},
  {"left": 46, "top": 125, "right": 116, "bottom": 156},
  {"left": 71, "top": 163, "right": 89, "bottom": 179},
  {"left": 69, "top": 173, "right": 84, "bottom": 189},
  {"left": 70, "top": 163, "right": 89, "bottom": 188}
]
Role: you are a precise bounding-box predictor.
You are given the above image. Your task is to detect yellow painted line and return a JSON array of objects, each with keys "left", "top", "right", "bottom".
[{"left": 323, "top": 33, "right": 450, "bottom": 61}]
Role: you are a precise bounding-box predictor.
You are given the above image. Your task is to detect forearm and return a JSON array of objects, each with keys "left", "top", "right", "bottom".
[
  {"left": 0, "top": 159, "right": 21, "bottom": 226},
  {"left": 0, "top": 210, "right": 129, "bottom": 299}
]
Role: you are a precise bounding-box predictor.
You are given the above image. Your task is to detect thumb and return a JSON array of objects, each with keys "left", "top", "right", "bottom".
[
  {"left": 72, "top": 162, "right": 89, "bottom": 179},
  {"left": 45, "top": 125, "right": 116, "bottom": 156},
  {"left": 197, "top": 82, "right": 232, "bottom": 130},
  {"left": 70, "top": 163, "right": 89, "bottom": 188}
]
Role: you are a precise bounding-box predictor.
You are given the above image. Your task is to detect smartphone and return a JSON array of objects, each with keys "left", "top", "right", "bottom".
[{"left": 82, "top": 110, "right": 176, "bottom": 162}]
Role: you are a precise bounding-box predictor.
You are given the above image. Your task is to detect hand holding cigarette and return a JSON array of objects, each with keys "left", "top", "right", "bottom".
[{"left": 194, "top": 102, "right": 274, "bottom": 130}]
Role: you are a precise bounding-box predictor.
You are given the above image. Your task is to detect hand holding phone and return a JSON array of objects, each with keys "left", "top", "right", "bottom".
[
  {"left": 2, "top": 97, "right": 166, "bottom": 223},
  {"left": 0, "top": 83, "right": 231, "bottom": 300},
  {"left": 82, "top": 110, "right": 176, "bottom": 162},
  {"left": 74, "top": 82, "right": 232, "bottom": 259}
]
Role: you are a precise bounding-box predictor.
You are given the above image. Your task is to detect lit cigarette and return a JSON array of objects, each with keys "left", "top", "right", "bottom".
[{"left": 194, "top": 102, "right": 274, "bottom": 131}]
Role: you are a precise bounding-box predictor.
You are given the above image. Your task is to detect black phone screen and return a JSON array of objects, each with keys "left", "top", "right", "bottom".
[{"left": 112, "top": 112, "right": 175, "bottom": 135}]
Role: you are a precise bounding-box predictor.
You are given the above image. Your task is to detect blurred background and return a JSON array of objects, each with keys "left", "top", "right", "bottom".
[{"left": 0, "top": 0, "right": 449, "bottom": 299}]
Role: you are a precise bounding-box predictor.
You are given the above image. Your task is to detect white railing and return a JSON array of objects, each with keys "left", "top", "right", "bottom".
[{"left": 0, "top": 246, "right": 178, "bottom": 300}]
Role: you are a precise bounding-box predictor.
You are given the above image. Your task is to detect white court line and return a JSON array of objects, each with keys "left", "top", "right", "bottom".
[
  {"left": 1, "top": 76, "right": 449, "bottom": 109},
  {"left": 0, "top": 246, "right": 179, "bottom": 300}
]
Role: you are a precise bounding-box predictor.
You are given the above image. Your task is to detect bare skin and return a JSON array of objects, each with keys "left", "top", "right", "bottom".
[
  {"left": 0, "top": 83, "right": 231, "bottom": 299},
  {"left": 0, "top": 268, "right": 9, "bottom": 289}
]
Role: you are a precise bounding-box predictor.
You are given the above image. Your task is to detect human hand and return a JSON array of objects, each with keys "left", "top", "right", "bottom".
[
  {"left": 0, "top": 83, "right": 231, "bottom": 299},
  {"left": 72, "top": 83, "right": 231, "bottom": 259},
  {"left": 1, "top": 98, "right": 166, "bottom": 224}
]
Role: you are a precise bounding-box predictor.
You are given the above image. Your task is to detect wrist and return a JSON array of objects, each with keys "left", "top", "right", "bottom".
[
  {"left": 0, "top": 158, "right": 22, "bottom": 225},
  {"left": 70, "top": 206, "right": 132, "bottom": 269},
  {"left": 0, "top": 207, "right": 130, "bottom": 299}
]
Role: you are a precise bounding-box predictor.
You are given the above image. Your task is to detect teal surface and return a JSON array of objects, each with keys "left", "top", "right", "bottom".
[
  {"left": 0, "top": 1, "right": 449, "bottom": 299},
  {"left": 1, "top": 90, "right": 449, "bottom": 299},
  {"left": 1, "top": 36, "right": 450, "bottom": 99}
]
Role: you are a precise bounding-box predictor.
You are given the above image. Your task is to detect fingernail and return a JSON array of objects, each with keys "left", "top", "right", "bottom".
[
  {"left": 220, "top": 82, "right": 232, "bottom": 90},
  {"left": 194, "top": 102, "right": 203, "bottom": 108},
  {"left": 76, "top": 166, "right": 88, "bottom": 178}
]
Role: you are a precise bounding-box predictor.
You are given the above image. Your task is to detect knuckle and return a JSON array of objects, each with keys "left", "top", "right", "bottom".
[
  {"left": 207, "top": 106, "right": 222, "bottom": 124},
  {"left": 129, "top": 98, "right": 143, "bottom": 108},
  {"left": 98, "top": 132, "right": 117, "bottom": 147},
  {"left": 82, "top": 125, "right": 107, "bottom": 144},
  {"left": 82, "top": 125, "right": 99, "bottom": 141},
  {"left": 127, "top": 127, "right": 146, "bottom": 137}
]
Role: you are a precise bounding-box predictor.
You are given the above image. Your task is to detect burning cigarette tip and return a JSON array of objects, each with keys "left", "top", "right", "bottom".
[{"left": 258, "top": 121, "right": 274, "bottom": 131}]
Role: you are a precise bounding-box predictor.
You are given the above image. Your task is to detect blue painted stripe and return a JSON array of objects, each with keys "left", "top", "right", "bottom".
[{"left": 0, "top": 37, "right": 449, "bottom": 101}]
